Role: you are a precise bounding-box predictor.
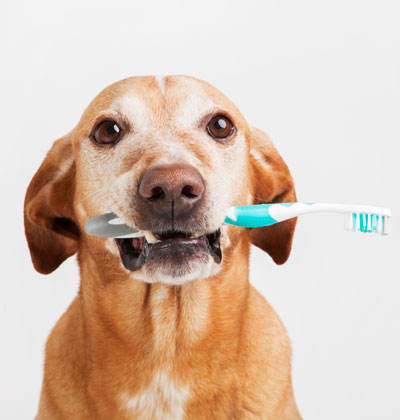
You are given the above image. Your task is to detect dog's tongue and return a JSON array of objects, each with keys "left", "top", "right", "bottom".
[
  {"left": 132, "top": 237, "right": 145, "bottom": 250},
  {"left": 116, "top": 237, "right": 147, "bottom": 271}
]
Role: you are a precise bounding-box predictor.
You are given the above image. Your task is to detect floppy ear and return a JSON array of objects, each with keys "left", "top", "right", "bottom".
[
  {"left": 249, "top": 126, "right": 297, "bottom": 264},
  {"left": 24, "top": 134, "right": 80, "bottom": 274}
]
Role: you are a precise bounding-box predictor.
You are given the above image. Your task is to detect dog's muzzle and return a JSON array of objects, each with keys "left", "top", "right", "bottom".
[{"left": 115, "top": 164, "right": 222, "bottom": 272}]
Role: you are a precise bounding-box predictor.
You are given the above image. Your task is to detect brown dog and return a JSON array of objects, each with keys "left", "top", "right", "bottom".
[{"left": 24, "top": 75, "right": 301, "bottom": 419}]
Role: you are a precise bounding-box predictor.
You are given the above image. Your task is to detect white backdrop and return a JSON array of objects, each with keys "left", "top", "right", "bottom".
[{"left": 2, "top": 0, "right": 400, "bottom": 418}]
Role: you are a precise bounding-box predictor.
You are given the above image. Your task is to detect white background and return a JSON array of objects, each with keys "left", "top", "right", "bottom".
[{"left": 2, "top": 0, "right": 400, "bottom": 418}]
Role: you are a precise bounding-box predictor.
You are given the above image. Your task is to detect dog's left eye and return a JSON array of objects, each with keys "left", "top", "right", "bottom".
[
  {"left": 92, "top": 120, "right": 123, "bottom": 145},
  {"left": 206, "top": 115, "right": 235, "bottom": 140}
]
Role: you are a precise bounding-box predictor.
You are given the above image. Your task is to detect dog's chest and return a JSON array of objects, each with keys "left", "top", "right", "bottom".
[{"left": 120, "top": 370, "right": 190, "bottom": 420}]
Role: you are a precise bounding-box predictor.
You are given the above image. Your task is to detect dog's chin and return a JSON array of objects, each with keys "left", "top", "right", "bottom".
[
  {"left": 131, "top": 257, "right": 222, "bottom": 285},
  {"left": 114, "top": 229, "right": 223, "bottom": 285}
]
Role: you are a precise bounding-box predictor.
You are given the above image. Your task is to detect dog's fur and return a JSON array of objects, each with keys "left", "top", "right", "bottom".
[{"left": 24, "top": 76, "right": 301, "bottom": 419}]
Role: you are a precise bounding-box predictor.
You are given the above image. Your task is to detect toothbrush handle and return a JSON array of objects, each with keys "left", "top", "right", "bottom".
[
  {"left": 225, "top": 203, "right": 320, "bottom": 227},
  {"left": 225, "top": 202, "right": 392, "bottom": 228},
  {"left": 225, "top": 203, "right": 280, "bottom": 227},
  {"left": 225, "top": 203, "right": 318, "bottom": 227}
]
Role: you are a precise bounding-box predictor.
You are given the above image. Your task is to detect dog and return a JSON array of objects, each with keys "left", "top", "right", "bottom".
[{"left": 24, "top": 75, "right": 301, "bottom": 419}]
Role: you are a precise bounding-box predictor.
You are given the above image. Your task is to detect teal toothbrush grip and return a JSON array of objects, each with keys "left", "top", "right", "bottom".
[{"left": 224, "top": 204, "right": 278, "bottom": 227}]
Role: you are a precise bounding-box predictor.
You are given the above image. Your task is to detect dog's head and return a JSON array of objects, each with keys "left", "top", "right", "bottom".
[{"left": 24, "top": 76, "right": 296, "bottom": 284}]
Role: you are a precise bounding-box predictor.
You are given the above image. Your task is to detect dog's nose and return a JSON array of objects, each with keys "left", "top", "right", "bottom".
[{"left": 138, "top": 164, "right": 205, "bottom": 217}]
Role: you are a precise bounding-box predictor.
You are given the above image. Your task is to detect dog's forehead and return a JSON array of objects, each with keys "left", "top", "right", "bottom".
[
  {"left": 78, "top": 75, "right": 243, "bottom": 132},
  {"left": 164, "top": 76, "right": 242, "bottom": 129}
]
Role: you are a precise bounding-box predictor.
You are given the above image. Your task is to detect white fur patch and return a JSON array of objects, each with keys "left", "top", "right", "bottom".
[
  {"left": 150, "top": 285, "right": 174, "bottom": 352},
  {"left": 109, "top": 95, "right": 151, "bottom": 133},
  {"left": 220, "top": 224, "right": 231, "bottom": 249},
  {"left": 155, "top": 75, "right": 166, "bottom": 94},
  {"left": 121, "top": 370, "right": 190, "bottom": 420},
  {"left": 55, "top": 152, "right": 74, "bottom": 179},
  {"left": 150, "top": 136, "right": 199, "bottom": 168},
  {"left": 250, "top": 147, "right": 272, "bottom": 171},
  {"left": 105, "top": 238, "right": 119, "bottom": 256},
  {"left": 174, "top": 92, "right": 218, "bottom": 131},
  {"left": 76, "top": 202, "right": 87, "bottom": 217}
]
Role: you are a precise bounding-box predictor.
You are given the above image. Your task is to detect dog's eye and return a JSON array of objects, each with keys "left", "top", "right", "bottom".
[
  {"left": 206, "top": 115, "right": 234, "bottom": 140},
  {"left": 92, "top": 120, "right": 123, "bottom": 145}
]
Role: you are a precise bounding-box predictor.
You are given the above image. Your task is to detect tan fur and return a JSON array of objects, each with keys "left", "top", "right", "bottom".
[{"left": 24, "top": 76, "right": 301, "bottom": 419}]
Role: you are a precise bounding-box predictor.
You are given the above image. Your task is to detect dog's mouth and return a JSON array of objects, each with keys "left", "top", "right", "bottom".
[{"left": 115, "top": 229, "right": 222, "bottom": 272}]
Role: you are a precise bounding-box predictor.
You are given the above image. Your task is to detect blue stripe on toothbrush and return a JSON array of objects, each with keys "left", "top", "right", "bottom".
[
  {"left": 224, "top": 204, "right": 279, "bottom": 227},
  {"left": 224, "top": 203, "right": 315, "bottom": 228}
]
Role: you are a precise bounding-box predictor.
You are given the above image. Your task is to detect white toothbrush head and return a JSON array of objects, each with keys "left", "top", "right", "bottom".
[{"left": 344, "top": 212, "right": 391, "bottom": 235}]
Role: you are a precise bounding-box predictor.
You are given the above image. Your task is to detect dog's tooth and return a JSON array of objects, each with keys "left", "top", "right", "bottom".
[
  {"left": 190, "top": 232, "right": 204, "bottom": 238},
  {"left": 142, "top": 230, "right": 161, "bottom": 244}
]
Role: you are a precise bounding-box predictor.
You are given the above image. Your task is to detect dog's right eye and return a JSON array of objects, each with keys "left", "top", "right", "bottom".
[{"left": 91, "top": 120, "right": 123, "bottom": 145}]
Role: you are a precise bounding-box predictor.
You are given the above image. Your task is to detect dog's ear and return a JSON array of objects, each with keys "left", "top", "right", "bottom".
[
  {"left": 24, "top": 134, "right": 80, "bottom": 274},
  {"left": 248, "top": 126, "right": 297, "bottom": 264}
]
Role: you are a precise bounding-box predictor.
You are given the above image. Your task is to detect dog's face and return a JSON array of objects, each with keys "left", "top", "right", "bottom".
[
  {"left": 24, "top": 76, "right": 296, "bottom": 285},
  {"left": 74, "top": 76, "right": 250, "bottom": 283}
]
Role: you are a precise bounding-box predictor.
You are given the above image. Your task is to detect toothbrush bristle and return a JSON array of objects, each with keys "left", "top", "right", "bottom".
[
  {"left": 345, "top": 212, "right": 389, "bottom": 235},
  {"left": 383, "top": 215, "right": 389, "bottom": 235}
]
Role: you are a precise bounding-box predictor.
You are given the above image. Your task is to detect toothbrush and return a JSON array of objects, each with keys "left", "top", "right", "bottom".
[
  {"left": 225, "top": 202, "right": 392, "bottom": 235},
  {"left": 84, "top": 202, "right": 392, "bottom": 238}
]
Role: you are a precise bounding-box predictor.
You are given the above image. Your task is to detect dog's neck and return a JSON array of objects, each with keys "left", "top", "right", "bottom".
[{"left": 77, "top": 236, "right": 250, "bottom": 362}]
